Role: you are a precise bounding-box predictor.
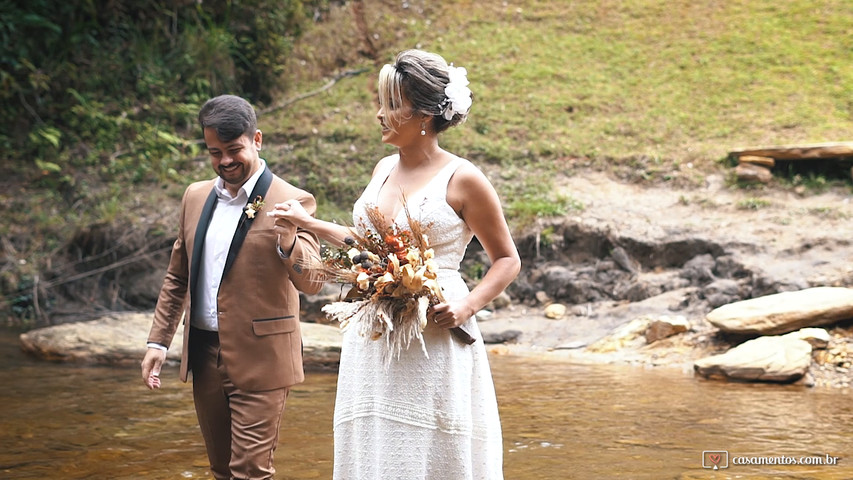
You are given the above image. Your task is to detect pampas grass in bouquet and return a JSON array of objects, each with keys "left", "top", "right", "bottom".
[{"left": 317, "top": 203, "right": 474, "bottom": 364}]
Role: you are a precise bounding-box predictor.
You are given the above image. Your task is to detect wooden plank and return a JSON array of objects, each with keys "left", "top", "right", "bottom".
[
  {"left": 738, "top": 155, "right": 775, "bottom": 167},
  {"left": 729, "top": 141, "right": 853, "bottom": 160}
]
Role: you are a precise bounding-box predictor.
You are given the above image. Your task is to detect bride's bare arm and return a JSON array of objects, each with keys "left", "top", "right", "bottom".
[
  {"left": 434, "top": 162, "right": 521, "bottom": 327},
  {"left": 267, "top": 201, "right": 353, "bottom": 247},
  {"left": 267, "top": 158, "right": 393, "bottom": 247}
]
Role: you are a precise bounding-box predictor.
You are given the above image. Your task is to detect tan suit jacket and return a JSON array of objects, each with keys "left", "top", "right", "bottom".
[{"left": 147, "top": 168, "right": 324, "bottom": 391}]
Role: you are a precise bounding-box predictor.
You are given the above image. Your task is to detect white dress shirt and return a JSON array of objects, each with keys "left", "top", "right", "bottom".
[
  {"left": 147, "top": 161, "right": 266, "bottom": 351},
  {"left": 191, "top": 160, "right": 266, "bottom": 332}
]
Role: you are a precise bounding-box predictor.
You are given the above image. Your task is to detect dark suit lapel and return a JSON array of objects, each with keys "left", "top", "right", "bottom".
[
  {"left": 222, "top": 166, "right": 273, "bottom": 278},
  {"left": 190, "top": 187, "right": 218, "bottom": 294}
]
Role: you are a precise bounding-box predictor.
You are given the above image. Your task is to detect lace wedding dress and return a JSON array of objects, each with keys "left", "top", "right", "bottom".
[{"left": 332, "top": 155, "right": 504, "bottom": 479}]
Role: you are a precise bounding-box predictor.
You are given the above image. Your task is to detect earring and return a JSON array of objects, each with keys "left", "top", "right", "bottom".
[{"left": 420, "top": 121, "right": 426, "bottom": 136}]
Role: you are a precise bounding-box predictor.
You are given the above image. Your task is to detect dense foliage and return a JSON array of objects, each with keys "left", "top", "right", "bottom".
[
  {"left": 1, "top": 0, "right": 309, "bottom": 186},
  {"left": 1, "top": 0, "right": 318, "bottom": 325}
]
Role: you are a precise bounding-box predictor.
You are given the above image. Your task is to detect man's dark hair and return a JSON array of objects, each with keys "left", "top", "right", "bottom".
[{"left": 198, "top": 95, "right": 258, "bottom": 142}]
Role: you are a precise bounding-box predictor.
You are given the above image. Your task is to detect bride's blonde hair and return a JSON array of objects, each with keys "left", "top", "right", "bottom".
[{"left": 377, "top": 49, "right": 471, "bottom": 135}]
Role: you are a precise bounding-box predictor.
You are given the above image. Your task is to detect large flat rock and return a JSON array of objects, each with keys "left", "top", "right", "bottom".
[
  {"left": 18, "top": 312, "right": 342, "bottom": 371},
  {"left": 694, "top": 335, "right": 812, "bottom": 383},
  {"left": 706, "top": 287, "right": 853, "bottom": 335}
]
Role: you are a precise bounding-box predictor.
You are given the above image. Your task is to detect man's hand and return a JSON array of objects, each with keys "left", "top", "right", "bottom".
[{"left": 141, "top": 347, "right": 166, "bottom": 389}]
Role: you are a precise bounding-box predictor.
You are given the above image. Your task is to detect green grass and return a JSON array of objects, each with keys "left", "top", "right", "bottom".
[
  {"left": 263, "top": 0, "right": 852, "bottom": 226},
  {"left": 737, "top": 197, "right": 772, "bottom": 210},
  {"left": 10, "top": 0, "right": 853, "bottom": 236}
]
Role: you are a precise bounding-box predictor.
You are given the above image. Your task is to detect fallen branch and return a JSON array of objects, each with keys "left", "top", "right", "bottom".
[
  {"left": 260, "top": 68, "right": 370, "bottom": 115},
  {"left": 0, "top": 245, "right": 173, "bottom": 308},
  {"left": 38, "top": 245, "right": 172, "bottom": 290}
]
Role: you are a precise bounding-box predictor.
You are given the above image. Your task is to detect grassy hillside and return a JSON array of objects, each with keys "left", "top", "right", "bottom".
[
  {"left": 266, "top": 0, "right": 853, "bottom": 224},
  {"left": 3, "top": 0, "right": 852, "bottom": 326}
]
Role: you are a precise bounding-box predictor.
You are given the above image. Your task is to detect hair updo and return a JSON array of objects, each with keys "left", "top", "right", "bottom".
[{"left": 377, "top": 49, "right": 472, "bottom": 134}]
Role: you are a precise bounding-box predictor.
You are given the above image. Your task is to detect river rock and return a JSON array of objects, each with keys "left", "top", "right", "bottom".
[
  {"left": 586, "top": 316, "right": 651, "bottom": 353},
  {"left": 645, "top": 315, "right": 690, "bottom": 343},
  {"left": 18, "top": 311, "right": 343, "bottom": 371},
  {"left": 490, "top": 291, "right": 512, "bottom": 310},
  {"left": 735, "top": 162, "right": 773, "bottom": 184},
  {"left": 705, "top": 287, "right": 853, "bottom": 335},
  {"left": 702, "top": 279, "right": 743, "bottom": 308},
  {"left": 782, "top": 327, "right": 830, "bottom": 350},
  {"left": 544, "top": 303, "right": 567, "bottom": 319},
  {"left": 693, "top": 335, "right": 812, "bottom": 383},
  {"left": 483, "top": 329, "right": 522, "bottom": 344}
]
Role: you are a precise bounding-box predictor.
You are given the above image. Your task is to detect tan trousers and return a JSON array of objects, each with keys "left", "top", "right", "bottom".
[{"left": 189, "top": 327, "right": 290, "bottom": 480}]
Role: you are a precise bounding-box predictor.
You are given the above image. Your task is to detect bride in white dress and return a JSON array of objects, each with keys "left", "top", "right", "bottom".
[{"left": 269, "top": 49, "right": 521, "bottom": 479}]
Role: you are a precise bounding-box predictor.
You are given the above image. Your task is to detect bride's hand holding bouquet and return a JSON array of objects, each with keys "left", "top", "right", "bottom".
[{"left": 268, "top": 200, "right": 474, "bottom": 364}]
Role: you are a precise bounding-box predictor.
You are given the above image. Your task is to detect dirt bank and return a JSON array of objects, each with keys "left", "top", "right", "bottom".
[{"left": 474, "top": 170, "right": 853, "bottom": 386}]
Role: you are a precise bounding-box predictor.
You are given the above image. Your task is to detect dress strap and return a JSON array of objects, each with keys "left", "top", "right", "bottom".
[
  {"left": 362, "top": 154, "right": 399, "bottom": 200},
  {"left": 431, "top": 157, "right": 465, "bottom": 198},
  {"left": 376, "top": 154, "right": 399, "bottom": 179}
]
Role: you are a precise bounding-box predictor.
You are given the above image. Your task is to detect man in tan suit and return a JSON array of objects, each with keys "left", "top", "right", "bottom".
[{"left": 140, "top": 94, "right": 324, "bottom": 480}]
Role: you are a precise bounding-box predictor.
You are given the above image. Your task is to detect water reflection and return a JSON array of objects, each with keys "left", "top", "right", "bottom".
[
  {"left": 494, "top": 354, "right": 853, "bottom": 479},
  {"left": 1, "top": 330, "right": 851, "bottom": 479}
]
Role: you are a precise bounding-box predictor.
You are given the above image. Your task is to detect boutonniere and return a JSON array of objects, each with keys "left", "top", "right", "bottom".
[{"left": 244, "top": 195, "right": 265, "bottom": 219}]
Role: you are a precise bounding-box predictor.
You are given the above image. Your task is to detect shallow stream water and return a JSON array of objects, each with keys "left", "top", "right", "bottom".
[{"left": 1, "top": 330, "right": 851, "bottom": 479}]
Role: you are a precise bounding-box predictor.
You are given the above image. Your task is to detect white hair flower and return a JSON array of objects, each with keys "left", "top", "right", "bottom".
[{"left": 442, "top": 65, "right": 472, "bottom": 120}]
